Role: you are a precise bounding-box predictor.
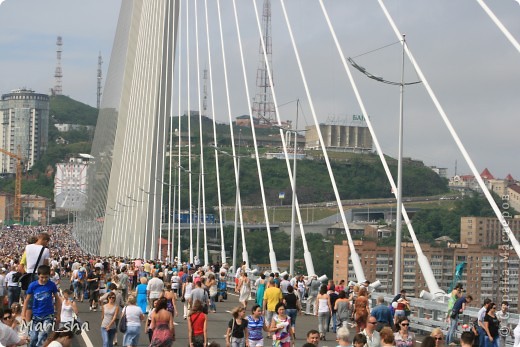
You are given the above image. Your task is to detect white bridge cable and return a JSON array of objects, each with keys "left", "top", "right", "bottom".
[
  {"left": 279, "top": 0, "right": 365, "bottom": 282},
  {"left": 378, "top": 0, "right": 520, "bottom": 261},
  {"left": 476, "top": 0, "right": 520, "bottom": 54},
  {"left": 216, "top": 0, "right": 249, "bottom": 270},
  {"left": 158, "top": 0, "right": 176, "bottom": 261},
  {"left": 177, "top": 0, "right": 183, "bottom": 263},
  {"left": 194, "top": 0, "right": 209, "bottom": 266},
  {"left": 318, "top": 1, "right": 444, "bottom": 295},
  {"left": 231, "top": 0, "right": 278, "bottom": 272},
  {"left": 113, "top": 1, "right": 154, "bottom": 257},
  {"left": 143, "top": 1, "right": 163, "bottom": 260},
  {"left": 106, "top": 2, "right": 145, "bottom": 255},
  {"left": 204, "top": 0, "right": 227, "bottom": 265},
  {"left": 251, "top": 0, "right": 315, "bottom": 276},
  {"left": 170, "top": 0, "right": 183, "bottom": 263},
  {"left": 187, "top": 0, "right": 194, "bottom": 264}
]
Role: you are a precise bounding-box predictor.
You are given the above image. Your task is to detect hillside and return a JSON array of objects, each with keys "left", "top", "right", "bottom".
[
  {"left": 0, "top": 102, "right": 449, "bottom": 204},
  {"left": 49, "top": 95, "right": 98, "bottom": 125},
  {"left": 173, "top": 148, "right": 448, "bottom": 207}
]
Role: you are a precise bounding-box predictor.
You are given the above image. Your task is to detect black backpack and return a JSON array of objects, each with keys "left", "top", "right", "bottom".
[{"left": 12, "top": 272, "right": 22, "bottom": 283}]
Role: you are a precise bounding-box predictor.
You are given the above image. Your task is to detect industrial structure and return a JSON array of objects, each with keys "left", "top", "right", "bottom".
[
  {"left": 251, "top": 0, "right": 276, "bottom": 125},
  {"left": 0, "top": 88, "right": 49, "bottom": 172},
  {"left": 97, "top": 52, "right": 103, "bottom": 109},
  {"left": 53, "top": 36, "right": 63, "bottom": 96},
  {"left": 305, "top": 123, "right": 373, "bottom": 153}
]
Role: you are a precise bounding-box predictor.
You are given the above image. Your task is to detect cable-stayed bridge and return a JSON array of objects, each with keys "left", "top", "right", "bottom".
[{"left": 73, "top": 0, "right": 520, "bottom": 303}]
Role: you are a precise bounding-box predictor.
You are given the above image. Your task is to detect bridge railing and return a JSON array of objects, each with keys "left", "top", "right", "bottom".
[
  {"left": 223, "top": 277, "right": 518, "bottom": 344},
  {"left": 373, "top": 293, "right": 519, "bottom": 344}
]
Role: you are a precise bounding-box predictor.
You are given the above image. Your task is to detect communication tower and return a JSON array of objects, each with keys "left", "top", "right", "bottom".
[
  {"left": 97, "top": 52, "right": 103, "bottom": 109},
  {"left": 54, "top": 36, "right": 63, "bottom": 95},
  {"left": 252, "top": 0, "right": 275, "bottom": 125},
  {"left": 202, "top": 68, "right": 208, "bottom": 116}
]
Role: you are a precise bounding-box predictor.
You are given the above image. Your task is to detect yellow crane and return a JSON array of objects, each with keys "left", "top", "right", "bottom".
[{"left": 0, "top": 146, "right": 23, "bottom": 222}]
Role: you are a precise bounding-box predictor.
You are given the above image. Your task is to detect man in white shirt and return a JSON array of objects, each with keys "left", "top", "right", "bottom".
[
  {"left": 477, "top": 298, "right": 492, "bottom": 347},
  {"left": 147, "top": 272, "right": 164, "bottom": 308},
  {"left": 23, "top": 233, "right": 51, "bottom": 273},
  {"left": 5, "top": 265, "right": 21, "bottom": 307},
  {"left": 280, "top": 274, "right": 291, "bottom": 298},
  {"left": 362, "top": 316, "right": 381, "bottom": 347},
  {"left": 496, "top": 301, "right": 511, "bottom": 347}
]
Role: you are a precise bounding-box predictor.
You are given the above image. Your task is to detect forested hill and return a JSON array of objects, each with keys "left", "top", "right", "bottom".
[
  {"left": 0, "top": 99, "right": 449, "bottom": 203},
  {"left": 50, "top": 95, "right": 98, "bottom": 125}
]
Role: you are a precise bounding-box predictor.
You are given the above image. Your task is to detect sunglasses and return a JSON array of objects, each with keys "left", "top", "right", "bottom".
[
  {"left": 368, "top": 322, "right": 377, "bottom": 325},
  {"left": 435, "top": 337, "right": 443, "bottom": 341},
  {"left": 2, "top": 315, "right": 12, "bottom": 320},
  {"left": 401, "top": 323, "right": 409, "bottom": 326}
]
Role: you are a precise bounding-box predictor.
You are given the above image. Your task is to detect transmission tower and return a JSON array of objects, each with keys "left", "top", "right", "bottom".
[
  {"left": 97, "top": 52, "right": 103, "bottom": 109},
  {"left": 252, "top": 0, "right": 275, "bottom": 125},
  {"left": 54, "top": 36, "right": 63, "bottom": 96},
  {"left": 202, "top": 67, "right": 208, "bottom": 116}
]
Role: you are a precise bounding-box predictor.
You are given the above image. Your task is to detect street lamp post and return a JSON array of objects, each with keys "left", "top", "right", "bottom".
[{"left": 348, "top": 35, "right": 420, "bottom": 293}]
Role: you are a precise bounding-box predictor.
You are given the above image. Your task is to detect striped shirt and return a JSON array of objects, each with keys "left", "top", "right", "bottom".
[{"left": 247, "top": 315, "right": 265, "bottom": 341}]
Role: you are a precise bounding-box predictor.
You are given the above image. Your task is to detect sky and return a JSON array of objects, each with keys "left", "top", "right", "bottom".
[{"left": 0, "top": 0, "right": 519, "bottom": 179}]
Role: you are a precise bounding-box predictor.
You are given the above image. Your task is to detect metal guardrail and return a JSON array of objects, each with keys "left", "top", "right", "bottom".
[
  {"left": 373, "top": 293, "right": 519, "bottom": 344},
  {"left": 223, "top": 278, "right": 517, "bottom": 343}
]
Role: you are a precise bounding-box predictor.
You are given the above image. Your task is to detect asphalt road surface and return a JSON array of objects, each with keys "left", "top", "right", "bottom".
[{"left": 71, "top": 290, "right": 350, "bottom": 347}]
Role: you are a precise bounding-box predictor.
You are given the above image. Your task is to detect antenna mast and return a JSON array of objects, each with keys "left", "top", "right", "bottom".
[
  {"left": 252, "top": 0, "right": 275, "bottom": 125},
  {"left": 97, "top": 52, "right": 103, "bottom": 109},
  {"left": 202, "top": 68, "right": 208, "bottom": 116},
  {"left": 54, "top": 36, "right": 63, "bottom": 96}
]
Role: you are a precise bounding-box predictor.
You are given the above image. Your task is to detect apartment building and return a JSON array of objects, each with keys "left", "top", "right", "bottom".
[
  {"left": 334, "top": 239, "right": 519, "bottom": 310},
  {"left": 0, "top": 88, "right": 49, "bottom": 172}
]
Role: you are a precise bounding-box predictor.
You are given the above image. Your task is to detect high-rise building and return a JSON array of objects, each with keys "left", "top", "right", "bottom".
[
  {"left": 334, "top": 239, "right": 519, "bottom": 311},
  {"left": 54, "top": 155, "right": 93, "bottom": 211},
  {"left": 460, "top": 216, "right": 520, "bottom": 246},
  {"left": 0, "top": 88, "right": 50, "bottom": 172}
]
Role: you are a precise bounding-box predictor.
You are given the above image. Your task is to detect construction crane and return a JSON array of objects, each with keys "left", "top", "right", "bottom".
[
  {"left": 448, "top": 261, "right": 466, "bottom": 292},
  {"left": 0, "top": 146, "right": 23, "bottom": 222}
]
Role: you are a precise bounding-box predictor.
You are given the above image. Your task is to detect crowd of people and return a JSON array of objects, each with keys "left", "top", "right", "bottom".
[{"left": 2, "top": 224, "right": 520, "bottom": 347}]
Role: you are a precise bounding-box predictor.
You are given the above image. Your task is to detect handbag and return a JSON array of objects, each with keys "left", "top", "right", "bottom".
[
  {"left": 119, "top": 307, "right": 127, "bottom": 333},
  {"left": 20, "top": 246, "right": 46, "bottom": 290}
]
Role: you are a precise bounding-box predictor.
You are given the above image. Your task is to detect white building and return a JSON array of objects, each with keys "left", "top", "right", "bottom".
[
  {"left": 54, "top": 123, "right": 95, "bottom": 132},
  {"left": 0, "top": 88, "right": 49, "bottom": 172},
  {"left": 54, "top": 154, "right": 93, "bottom": 211}
]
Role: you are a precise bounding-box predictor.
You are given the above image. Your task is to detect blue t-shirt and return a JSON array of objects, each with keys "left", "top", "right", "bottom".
[
  {"left": 452, "top": 297, "right": 467, "bottom": 316},
  {"left": 27, "top": 280, "right": 58, "bottom": 317}
]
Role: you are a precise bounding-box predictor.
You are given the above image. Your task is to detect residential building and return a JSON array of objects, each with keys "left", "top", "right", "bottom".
[
  {"left": 460, "top": 216, "right": 520, "bottom": 246},
  {"left": 0, "top": 88, "right": 49, "bottom": 172},
  {"left": 449, "top": 168, "right": 517, "bottom": 196},
  {"left": 334, "top": 239, "right": 519, "bottom": 311},
  {"left": 0, "top": 193, "right": 15, "bottom": 224},
  {"left": 54, "top": 154, "right": 93, "bottom": 211},
  {"left": 508, "top": 184, "right": 520, "bottom": 213},
  {"left": 429, "top": 166, "right": 448, "bottom": 178},
  {"left": 54, "top": 123, "right": 94, "bottom": 132},
  {"left": 21, "top": 194, "right": 51, "bottom": 225}
]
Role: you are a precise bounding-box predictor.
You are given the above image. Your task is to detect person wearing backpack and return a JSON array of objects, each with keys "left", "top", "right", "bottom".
[
  {"left": 76, "top": 266, "right": 86, "bottom": 302},
  {"left": 5, "top": 265, "right": 22, "bottom": 307}
]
